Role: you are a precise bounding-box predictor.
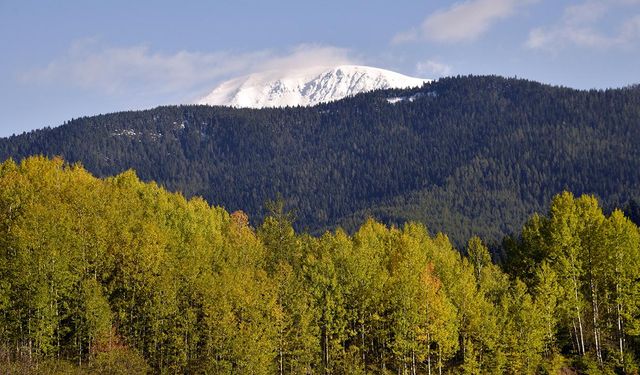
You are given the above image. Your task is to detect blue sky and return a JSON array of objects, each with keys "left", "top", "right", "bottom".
[{"left": 1, "top": 0, "right": 639, "bottom": 137}]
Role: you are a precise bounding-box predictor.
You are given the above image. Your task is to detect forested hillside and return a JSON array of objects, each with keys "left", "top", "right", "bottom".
[
  {"left": 2, "top": 76, "right": 640, "bottom": 245},
  {"left": 0, "top": 157, "right": 639, "bottom": 374}
]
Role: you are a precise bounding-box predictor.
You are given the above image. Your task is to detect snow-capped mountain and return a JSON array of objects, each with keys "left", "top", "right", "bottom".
[{"left": 197, "top": 65, "right": 430, "bottom": 108}]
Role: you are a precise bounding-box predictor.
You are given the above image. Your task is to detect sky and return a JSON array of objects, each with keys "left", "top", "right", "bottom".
[{"left": 1, "top": 0, "right": 639, "bottom": 137}]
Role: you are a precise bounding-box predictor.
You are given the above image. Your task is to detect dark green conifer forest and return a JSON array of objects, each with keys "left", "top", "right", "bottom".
[
  {"left": 1, "top": 157, "right": 639, "bottom": 374},
  {"left": 2, "top": 76, "right": 640, "bottom": 246}
]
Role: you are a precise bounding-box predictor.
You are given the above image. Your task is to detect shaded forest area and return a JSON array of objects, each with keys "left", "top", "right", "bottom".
[
  {"left": 2, "top": 76, "right": 640, "bottom": 247},
  {"left": 0, "top": 157, "right": 639, "bottom": 374}
]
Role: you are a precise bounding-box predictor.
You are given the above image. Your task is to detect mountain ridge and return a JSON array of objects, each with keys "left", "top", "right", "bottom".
[{"left": 2, "top": 75, "right": 640, "bottom": 245}]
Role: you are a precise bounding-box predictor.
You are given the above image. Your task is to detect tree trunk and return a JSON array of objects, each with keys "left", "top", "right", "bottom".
[
  {"left": 571, "top": 319, "right": 579, "bottom": 354},
  {"left": 412, "top": 350, "right": 416, "bottom": 375},
  {"left": 616, "top": 282, "right": 624, "bottom": 365},
  {"left": 590, "top": 278, "right": 603, "bottom": 364},
  {"left": 573, "top": 274, "right": 585, "bottom": 355},
  {"left": 361, "top": 321, "right": 366, "bottom": 368},
  {"left": 323, "top": 324, "right": 329, "bottom": 375},
  {"left": 427, "top": 333, "right": 431, "bottom": 375},
  {"left": 577, "top": 310, "right": 585, "bottom": 356},
  {"left": 438, "top": 344, "right": 442, "bottom": 375}
]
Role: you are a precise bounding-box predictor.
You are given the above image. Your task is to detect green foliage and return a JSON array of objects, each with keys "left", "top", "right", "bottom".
[
  {"left": 538, "top": 351, "right": 568, "bottom": 375},
  {"left": 0, "top": 157, "right": 639, "bottom": 373},
  {"left": 0, "top": 157, "right": 277, "bottom": 373},
  {"left": 507, "top": 192, "right": 640, "bottom": 374}
]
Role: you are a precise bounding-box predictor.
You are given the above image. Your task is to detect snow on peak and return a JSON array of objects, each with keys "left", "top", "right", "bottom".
[{"left": 197, "top": 65, "right": 431, "bottom": 108}]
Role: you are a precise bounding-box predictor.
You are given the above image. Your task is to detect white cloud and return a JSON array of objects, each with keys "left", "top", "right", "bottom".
[
  {"left": 621, "top": 14, "right": 640, "bottom": 40},
  {"left": 526, "top": 1, "right": 640, "bottom": 51},
  {"left": 259, "top": 44, "right": 356, "bottom": 71},
  {"left": 393, "top": 0, "right": 537, "bottom": 44},
  {"left": 20, "top": 40, "right": 358, "bottom": 99},
  {"left": 526, "top": 26, "right": 617, "bottom": 50},
  {"left": 416, "top": 60, "right": 453, "bottom": 77}
]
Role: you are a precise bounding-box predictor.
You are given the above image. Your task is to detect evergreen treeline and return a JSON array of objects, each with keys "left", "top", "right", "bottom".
[
  {"left": 2, "top": 76, "right": 640, "bottom": 246},
  {"left": 1, "top": 157, "right": 639, "bottom": 374}
]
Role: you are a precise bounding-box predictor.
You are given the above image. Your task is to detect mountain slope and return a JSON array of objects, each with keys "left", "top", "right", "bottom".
[
  {"left": 2, "top": 76, "right": 640, "bottom": 245},
  {"left": 197, "top": 65, "right": 430, "bottom": 108}
]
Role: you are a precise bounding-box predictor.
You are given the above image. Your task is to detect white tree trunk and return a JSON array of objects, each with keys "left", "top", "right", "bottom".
[
  {"left": 616, "top": 282, "right": 625, "bottom": 364},
  {"left": 591, "top": 279, "right": 602, "bottom": 364},
  {"left": 573, "top": 274, "right": 585, "bottom": 355}
]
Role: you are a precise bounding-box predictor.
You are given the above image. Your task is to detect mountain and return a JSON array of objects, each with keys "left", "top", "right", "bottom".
[
  {"left": 197, "top": 65, "right": 430, "bottom": 108},
  {"left": 2, "top": 75, "right": 640, "bottom": 246}
]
